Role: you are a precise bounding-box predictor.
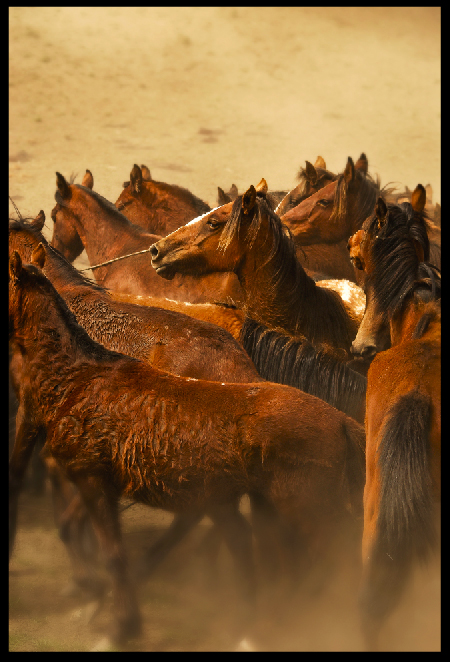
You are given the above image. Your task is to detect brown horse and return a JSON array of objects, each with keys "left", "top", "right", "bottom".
[
  {"left": 115, "top": 164, "right": 212, "bottom": 236},
  {"left": 9, "top": 247, "right": 365, "bottom": 648},
  {"left": 274, "top": 156, "right": 339, "bottom": 217},
  {"left": 280, "top": 156, "right": 385, "bottom": 282},
  {"left": 9, "top": 213, "right": 262, "bottom": 594},
  {"left": 150, "top": 185, "right": 360, "bottom": 358},
  {"left": 348, "top": 189, "right": 441, "bottom": 651},
  {"left": 50, "top": 172, "right": 243, "bottom": 305}
]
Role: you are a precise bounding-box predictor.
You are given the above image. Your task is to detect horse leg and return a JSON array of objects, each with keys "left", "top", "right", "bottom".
[
  {"left": 208, "top": 501, "right": 257, "bottom": 644},
  {"left": 9, "top": 403, "right": 45, "bottom": 559},
  {"left": 137, "top": 511, "right": 203, "bottom": 581},
  {"left": 46, "top": 459, "right": 105, "bottom": 598},
  {"left": 73, "top": 474, "right": 141, "bottom": 644}
]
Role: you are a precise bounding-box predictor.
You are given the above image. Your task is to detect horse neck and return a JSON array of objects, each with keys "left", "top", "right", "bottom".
[
  {"left": 235, "top": 225, "right": 354, "bottom": 349},
  {"left": 390, "top": 298, "right": 441, "bottom": 347},
  {"left": 71, "top": 196, "right": 147, "bottom": 265}
]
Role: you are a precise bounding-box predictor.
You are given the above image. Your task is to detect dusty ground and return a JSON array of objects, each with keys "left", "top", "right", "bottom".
[{"left": 9, "top": 7, "right": 440, "bottom": 652}]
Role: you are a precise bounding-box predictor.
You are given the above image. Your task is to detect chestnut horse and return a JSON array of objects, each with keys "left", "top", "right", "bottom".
[
  {"left": 150, "top": 185, "right": 360, "bottom": 358},
  {"left": 280, "top": 156, "right": 386, "bottom": 282},
  {"left": 9, "top": 213, "right": 262, "bottom": 592},
  {"left": 50, "top": 172, "right": 243, "bottom": 305},
  {"left": 348, "top": 189, "right": 441, "bottom": 651},
  {"left": 9, "top": 247, "right": 365, "bottom": 648},
  {"left": 115, "top": 164, "right": 211, "bottom": 236}
]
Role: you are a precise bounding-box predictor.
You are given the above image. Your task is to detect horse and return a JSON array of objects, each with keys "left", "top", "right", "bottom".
[
  {"left": 50, "top": 172, "right": 244, "bottom": 306},
  {"left": 9, "top": 212, "right": 263, "bottom": 593},
  {"left": 150, "top": 184, "right": 361, "bottom": 358},
  {"left": 115, "top": 164, "right": 212, "bottom": 236},
  {"left": 279, "top": 156, "right": 386, "bottom": 283},
  {"left": 274, "top": 155, "right": 339, "bottom": 217},
  {"left": 217, "top": 155, "right": 336, "bottom": 216},
  {"left": 9, "top": 246, "right": 366, "bottom": 649},
  {"left": 348, "top": 188, "right": 441, "bottom": 651}
]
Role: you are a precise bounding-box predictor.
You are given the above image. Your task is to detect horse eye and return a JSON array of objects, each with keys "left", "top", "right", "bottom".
[
  {"left": 207, "top": 218, "right": 220, "bottom": 230},
  {"left": 317, "top": 199, "right": 331, "bottom": 207}
]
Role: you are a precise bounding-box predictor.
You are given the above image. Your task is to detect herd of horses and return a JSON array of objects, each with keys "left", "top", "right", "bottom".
[{"left": 9, "top": 153, "right": 441, "bottom": 651}]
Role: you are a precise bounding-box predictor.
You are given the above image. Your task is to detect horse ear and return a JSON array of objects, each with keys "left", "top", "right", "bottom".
[
  {"left": 56, "top": 172, "right": 71, "bottom": 200},
  {"left": 411, "top": 184, "right": 427, "bottom": 213},
  {"left": 375, "top": 197, "right": 388, "bottom": 231},
  {"left": 140, "top": 165, "right": 152, "bottom": 181},
  {"left": 81, "top": 169, "right": 94, "bottom": 189},
  {"left": 130, "top": 164, "right": 143, "bottom": 194},
  {"left": 314, "top": 156, "right": 326, "bottom": 169},
  {"left": 343, "top": 157, "right": 356, "bottom": 184},
  {"left": 9, "top": 251, "right": 22, "bottom": 283},
  {"left": 242, "top": 185, "right": 257, "bottom": 214},
  {"left": 255, "top": 178, "right": 268, "bottom": 196},
  {"left": 31, "top": 242, "right": 46, "bottom": 269},
  {"left": 31, "top": 210, "right": 46, "bottom": 231},
  {"left": 229, "top": 184, "right": 239, "bottom": 198},
  {"left": 217, "top": 187, "right": 232, "bottom": 205},
  {"left": 305, "top": 161, "right": 318, "bottom": 183},
  {"left": 354, "top": 152, "right": 368, "bottom": 174}
]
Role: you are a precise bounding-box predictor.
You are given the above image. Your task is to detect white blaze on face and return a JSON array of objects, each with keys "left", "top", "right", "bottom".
[{"left": 186, "top": 206, "right": 221, "bottom": 227}]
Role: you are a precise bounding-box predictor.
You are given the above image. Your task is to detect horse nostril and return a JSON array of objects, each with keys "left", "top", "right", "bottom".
[
  {"left": 361, "top": 345, "right": 377, "bottom": 359},
  {"left": 149, "top": 244, "right": 159, "bottom": 259}
]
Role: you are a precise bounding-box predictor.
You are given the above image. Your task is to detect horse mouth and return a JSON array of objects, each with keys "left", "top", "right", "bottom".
[{"left": 153, "top": 263, "right": 176, "bottom": 280}]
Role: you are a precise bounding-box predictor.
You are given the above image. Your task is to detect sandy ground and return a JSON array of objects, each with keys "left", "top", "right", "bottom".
[{"left": 9, "top": 7, "right": 440, "bottom": 652}]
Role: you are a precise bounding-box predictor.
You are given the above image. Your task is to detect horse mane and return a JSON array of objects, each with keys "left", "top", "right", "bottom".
[
  {"left": 364, "top": 202, "right": 436, "bottom": 320},
  {"left": 219, "top": 194, "right": 358, "bottom": 347},
  {"left": 151, "top": 180, "right": 211, "bottom": 215},
  {"left": 15, "top": 259, "right": 122, "bottom": 363},
  {"left": 9, "top": 217, "right": 108, "bottom": 293},
  {"left": 240, "top": 317, "right": 366, "bottom": 423}
]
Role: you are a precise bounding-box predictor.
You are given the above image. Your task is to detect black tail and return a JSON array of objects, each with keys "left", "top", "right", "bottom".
[
  {"left": 240, "top": 317, "right": 367, "bottom": 423},
  {"left": 359, "top": 390, "right": 436, "bottom": 646},
  {"left": 376, "top": 389, "right": 435, "bottom": 565}
]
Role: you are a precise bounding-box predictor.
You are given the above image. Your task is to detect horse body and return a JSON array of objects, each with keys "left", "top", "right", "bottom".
[
  {"left": 51, "top": 172, "right": 243, "bottom": 305},
  {"left": 150, "top": 187, "right": 360, "bottom": 357},
  {"left": 348, "top": 190, "right": 441, "bottom": 651},
  {"left": 9, "top": 248, "right": 365, "bottom": 646}
]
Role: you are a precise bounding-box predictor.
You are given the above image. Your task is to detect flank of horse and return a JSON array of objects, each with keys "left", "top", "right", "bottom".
[
  {"left": 150, "top": 184, "right": 360, "bottom": 358},
  {"left": 50, "top": 172, "right": 243, "bottom": 306},
  {"left": 9, "top": 247, "right": 365, "bottom": 648},
  {"left": 349, "top": 189, "right": 441, "bottom": 651}
]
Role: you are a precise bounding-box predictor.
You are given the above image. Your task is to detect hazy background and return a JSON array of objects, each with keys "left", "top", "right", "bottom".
[{"left": 10, "top": 6, "right": 440, "bottom": 229}]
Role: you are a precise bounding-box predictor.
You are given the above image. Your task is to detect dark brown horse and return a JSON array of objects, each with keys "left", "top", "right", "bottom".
[
  {"left": 274, "top": 156, "right": 339, "bottom": 217},
  {"left": 50, "top": 172, "right": 243, "bottom": 305},
  {"left": 115, "top": 164, "right": 211, "bottom": 236},
  {"left": 9, "top": 246, "right": 365, "bottom": 648},
  {"left": 150, "top": 186, "right": 360, "bottom": 358},
  {"left": 348, "top": 188, "right": 441, "bottom": 651}
]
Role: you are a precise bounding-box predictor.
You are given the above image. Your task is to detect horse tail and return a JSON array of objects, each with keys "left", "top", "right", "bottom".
[
  {"left": 376, "top": 389, "right": 435, "bottom": 565},
  {"left": 359, "top": 390, "right": 436, "bottom": 646},
  {"left": 342, "top": 417, "right": 366, "bottom": 520}
]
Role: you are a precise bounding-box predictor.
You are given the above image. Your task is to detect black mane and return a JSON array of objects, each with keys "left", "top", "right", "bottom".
[
  {"left": 240, "top": 317, "right": 366, "bottom": 423},
  {"left": 363, "top": 202, "right": 438, "bottom": 320}
]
